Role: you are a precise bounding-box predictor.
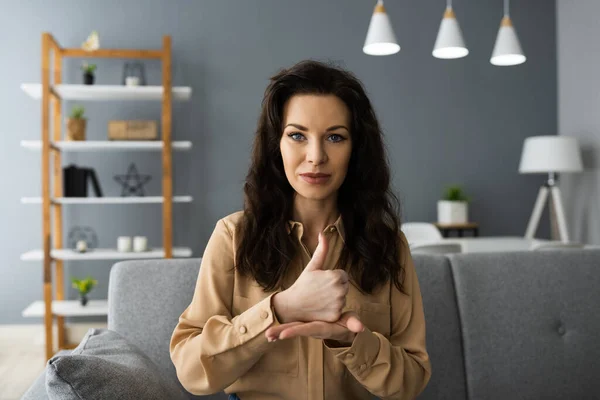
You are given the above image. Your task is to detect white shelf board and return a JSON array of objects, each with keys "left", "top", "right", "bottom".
[
  {"left": 21, "top": 196, "right": 193, "bottom": 205},
  {"left": 21, "top": 140, "right": 192, "bottom": 152},
  {"left": 22, "top": 300, "right": 108, "bottom": 318},
  {"left": 21, "top": 83, "right": 192, "bottom": 101},
  {"left": 21, "top": 247, "right": 193, "bottom": 261}
]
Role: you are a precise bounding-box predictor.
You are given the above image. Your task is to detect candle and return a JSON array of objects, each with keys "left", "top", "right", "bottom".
[
  {"left": 117, "top": 236, "right": 132, "bottom": 252},
  {"left": 133, "top": 236, "right": 148, "bottom": 252}
]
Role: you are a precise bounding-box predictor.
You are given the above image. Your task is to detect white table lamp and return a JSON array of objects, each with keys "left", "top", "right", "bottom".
[{"left": 518, "top": 136, "right": 583, "bottom": 242}]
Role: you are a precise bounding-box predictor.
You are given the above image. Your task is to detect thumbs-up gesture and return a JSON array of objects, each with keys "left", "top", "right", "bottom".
[{"left": 272, "top": 233, "right": 350, "bottom": 324}]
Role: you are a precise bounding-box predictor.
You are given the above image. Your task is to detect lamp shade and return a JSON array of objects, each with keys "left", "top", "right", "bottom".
[
  {"left": 433, "top": 8, "right": 468, "bottom": 59},
  {"left": 363, "top": 1, "right": 400, "bottom": 56},
  {"left": 519, "top": 136, "right": 583, "bottom": 174},
  {"left": 490, "top": 16, "right": 526, "bottom": 66}
]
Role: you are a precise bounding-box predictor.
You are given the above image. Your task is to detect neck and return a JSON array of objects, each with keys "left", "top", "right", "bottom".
[{"left": 292, "top": 193, "right": 339, "bottom": 236}]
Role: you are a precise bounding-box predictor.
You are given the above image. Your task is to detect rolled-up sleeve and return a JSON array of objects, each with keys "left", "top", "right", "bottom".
[
  {"left": 325, "top": 232, "right": 432, "bottom": 399},
  {"left": 169, "top": 219, "right": 280, "bottom": 395}
]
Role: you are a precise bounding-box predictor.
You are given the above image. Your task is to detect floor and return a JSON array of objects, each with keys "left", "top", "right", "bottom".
[{"left": 0, "top": 326, "right": 47, "bottom": 400}]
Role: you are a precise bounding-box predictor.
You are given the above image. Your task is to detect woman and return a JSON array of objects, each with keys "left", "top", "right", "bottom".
[{"left": 170, "top": 60, "right": 431, "bottom": 400}]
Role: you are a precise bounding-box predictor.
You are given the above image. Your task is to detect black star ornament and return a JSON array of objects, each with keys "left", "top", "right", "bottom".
[{"left": 113, "top": 163, "right": 152, "bottom": 196}]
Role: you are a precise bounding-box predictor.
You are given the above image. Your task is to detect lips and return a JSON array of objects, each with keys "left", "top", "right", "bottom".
[
  {"left": 299, "top": 173, "right": 331, "bottom": 185},
  {"left": 300, "top": 173, "right": 330, "bottom": 178}
]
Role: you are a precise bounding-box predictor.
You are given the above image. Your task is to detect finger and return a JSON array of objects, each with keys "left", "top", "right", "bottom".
[
  {"left": 304, "top": 232, "right": 329, "bottom": 272},
  {"left": 345, "top": 316, "right": 365, "bottom": 333},
  {"left": 342, "top": 280, "right": 349, "bottom": 293},
  {"left": 279, "top": 321, "right": 328, "bottom": 340},
  {"left": 338, "top": 269, "right": 349, "bottom": 283},
  {"left": 337, "top": 311, "right": 365, "bottom": 333},
  {"left": 265, "top": 322, "right": 304, "bottom": 340}
]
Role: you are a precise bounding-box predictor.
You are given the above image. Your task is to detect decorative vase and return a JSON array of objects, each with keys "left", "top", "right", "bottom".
[
  {"left": 437, "top": 200, "right": 468, "bottom": 224},
  {"left": 83, "top": 72, "right": 95, "bottom": 85},
  {"left": 66, "top": 118, "right": 87, "bottom": 141},
  {"left": 79, "top": 293, "right": 89, "bottom": 307}
]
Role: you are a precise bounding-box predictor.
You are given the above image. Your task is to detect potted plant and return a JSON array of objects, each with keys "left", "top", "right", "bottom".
[
  {"left": 71, "top": 276, "right": 98, "bottom": 306},
  {"left": 437, "top": 185, "right": 470, "bottom": 224},
  {"left": 66, "top": 105, "right": 87, "bottom": 141},
  {"left": 81, "top": 62, "right": 97, "bottom": 85}
]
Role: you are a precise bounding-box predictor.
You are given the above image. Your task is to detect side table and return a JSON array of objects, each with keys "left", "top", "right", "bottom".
[{"left": 434, "top": 222, "right": 479, "bottom": 238}]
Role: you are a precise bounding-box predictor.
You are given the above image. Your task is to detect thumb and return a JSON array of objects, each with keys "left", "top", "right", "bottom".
[
  {"left": 338, "top": 311, "right": 365, "bottom": 333},
  {"left": 303, "top": 232, "right": 329, "bottom": 272}
]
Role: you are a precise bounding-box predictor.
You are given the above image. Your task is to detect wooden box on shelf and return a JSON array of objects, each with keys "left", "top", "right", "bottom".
[{"left": 108, "top": 120, "right": 157, "bottom": 140}]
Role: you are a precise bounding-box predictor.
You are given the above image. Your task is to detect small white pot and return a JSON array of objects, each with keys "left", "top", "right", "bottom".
[
  {"left": 133, "top": 236, "right": 148, "bottom": 252},
  {"left": 437, "top": 200, "right": 468, "bottom": 224},
  {"left": 117, "top": 236, "right": 132, "bottom": 252}
]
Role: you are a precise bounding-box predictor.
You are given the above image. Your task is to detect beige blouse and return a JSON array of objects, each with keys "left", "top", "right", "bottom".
[{"left": 170, "top": 211, "right": 431, "bottom": 400}]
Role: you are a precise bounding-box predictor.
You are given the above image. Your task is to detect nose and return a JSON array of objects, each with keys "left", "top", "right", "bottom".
[{"left": 306, "top": 140, "right": 327, "bottom": 165}]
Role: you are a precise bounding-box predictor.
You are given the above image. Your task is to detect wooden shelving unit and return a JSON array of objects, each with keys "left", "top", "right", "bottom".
[{"left": 22, "top": 33, "right": 193, "bottom": 361}]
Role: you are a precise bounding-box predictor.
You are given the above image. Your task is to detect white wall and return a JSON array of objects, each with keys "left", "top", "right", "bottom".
[{"left": 557, "top": 0, "right": 600, "bottom": 245}]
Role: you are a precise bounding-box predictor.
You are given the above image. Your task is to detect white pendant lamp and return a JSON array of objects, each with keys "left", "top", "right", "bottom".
[
  {"left": 490, "top": 0, "right": 526, "bottom": 66},
  {"left": 433, "top": 0, "right": 468, "bottom": 59},
  {"left": 363, "top": 0, "right": 400, "bottom": 56}
]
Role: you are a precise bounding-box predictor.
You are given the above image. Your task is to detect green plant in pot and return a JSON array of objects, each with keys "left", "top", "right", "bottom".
[
  {"left": 66, "top": 105, "right": 87, "bottom": 141},
  {"left": 72, "top": 276, "right": 98, "bottom": 306},
  {"left": 437, "top": 185, "right": 470, "bottom": 224},
  {"left": 81, "top": 62, "right": 97, "bottom": 85}
]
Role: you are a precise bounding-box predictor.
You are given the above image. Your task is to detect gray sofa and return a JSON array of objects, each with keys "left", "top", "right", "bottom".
[{"left": 23, "top": 249, "right": 600, "bottom": 399}]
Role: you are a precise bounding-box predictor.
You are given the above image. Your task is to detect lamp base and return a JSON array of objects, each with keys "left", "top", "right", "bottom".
[{"left": 524, "top": 184, "right": 569, "bottom": 242}]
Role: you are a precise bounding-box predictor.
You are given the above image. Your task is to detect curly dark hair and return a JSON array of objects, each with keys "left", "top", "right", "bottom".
[{"left": 235, "top": 59, "right": 406, "bottom": 295}]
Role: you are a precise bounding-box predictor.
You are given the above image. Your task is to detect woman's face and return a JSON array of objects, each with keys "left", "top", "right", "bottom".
[{"left": 280, "top": 94, "right": 352, "bottom": 202}]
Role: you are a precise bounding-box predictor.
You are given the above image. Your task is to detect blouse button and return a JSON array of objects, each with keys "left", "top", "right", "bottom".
[
  {"left": 346, "top": 353, "right": 354, "bottom": 359},
  {"left": 260, "top": 311, "right": 269, "bottom": 319},
  {"left": 359, "top": 364, "right": 367, "bottom": 371},
  {"left": 328, "top": 226, "right": 337, "bottom": 233},
  {"left": 239, "top": 326, "right": 247, "bottom": 334}
]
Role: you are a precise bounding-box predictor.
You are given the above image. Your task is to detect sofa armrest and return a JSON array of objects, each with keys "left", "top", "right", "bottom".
[
  {"left": 20, "top": 369, "right": 48, "bottom": 400},
  {"left": 20, "top": 350, "right": 72, "bottom": 400}
]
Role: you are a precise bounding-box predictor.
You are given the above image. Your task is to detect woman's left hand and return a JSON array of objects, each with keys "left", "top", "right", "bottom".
[{"left": 265, "top": 311, "right": 364, "bottom": 345}]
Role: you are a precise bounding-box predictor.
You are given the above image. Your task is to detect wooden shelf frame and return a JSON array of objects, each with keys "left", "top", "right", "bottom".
[{"left": 33, "top": 33, "right": 181, "bottom": 361}]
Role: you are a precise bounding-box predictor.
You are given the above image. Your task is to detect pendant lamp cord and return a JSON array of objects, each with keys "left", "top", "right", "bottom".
[
  {"left": 504, "top": 0, "right": 510, "bottom": 16},
  {"left": 447, "top": 0, "right": 452, "bottom": 8}
]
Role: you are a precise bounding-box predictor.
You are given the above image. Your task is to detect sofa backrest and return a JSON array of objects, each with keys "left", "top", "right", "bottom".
[
  {"left": 448, "top": 249, "right": 600, "bottom": 400},
  {"left": 108, "top": 258, "right": 226, "bottom": 399},
  {"left": 106, "top": 249, "right": 600, "bottom": 400},
  {"left": 107, "top": 255, "right": 468, "bottom": 400}
]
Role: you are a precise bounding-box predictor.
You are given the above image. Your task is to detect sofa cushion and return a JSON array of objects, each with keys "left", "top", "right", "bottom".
[
  {"left": 108, "top": 258, "right": 201, "bottom": 380},
  {"left": 412, "top": 254, "right": 468, "bottom": 400},
  {"left": 107, "top": 258, "right": 240, "bottom": 399},
  {"left": 45, "top": 328, "right": 188, "bottom": 400},
  {"left": 449, "top": 249, "right": 600, "bottom": 400}
]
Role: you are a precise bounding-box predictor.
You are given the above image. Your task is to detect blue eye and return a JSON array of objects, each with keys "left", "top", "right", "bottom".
[
  {"left": 288, "top": 132, "right": 305, "bottom": 141},
  {"left": 328, "top": 134, "right": 345, "bottom": 143}
]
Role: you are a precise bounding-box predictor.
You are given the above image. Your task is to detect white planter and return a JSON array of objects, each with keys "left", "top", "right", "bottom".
[{"left": 437, "top": 200, "right": 468, "bottom": 224}]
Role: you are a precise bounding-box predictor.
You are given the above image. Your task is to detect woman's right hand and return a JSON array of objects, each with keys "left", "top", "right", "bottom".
[{"left": 273, "top": 233, "right": 349, "bottom": 324}]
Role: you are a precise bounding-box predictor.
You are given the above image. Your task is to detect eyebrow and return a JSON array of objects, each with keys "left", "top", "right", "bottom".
[{"left": 284, "top": 123, "right": 349, "bottom": 132}]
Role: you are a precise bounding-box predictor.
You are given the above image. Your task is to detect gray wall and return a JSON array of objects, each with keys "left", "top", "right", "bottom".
[
  {"left": 557, "top": 0, "right": 600, "bottom": 245},
  {"left": 0, "top": 0, "right": 556, "bottom": 324}
]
